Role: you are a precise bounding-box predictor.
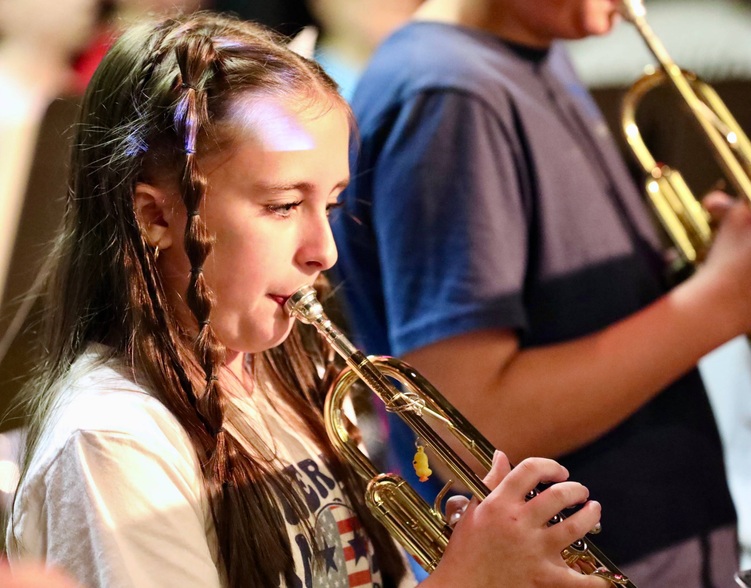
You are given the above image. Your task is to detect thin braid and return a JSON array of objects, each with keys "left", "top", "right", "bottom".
[
  {"left": 170, "top": 30, "right": 308, "bottom": 586},
  {"left": 172, "top": 33, "right": 228, "bottom": 468},
  {"left": 132, "top": 20, "right": 175, "bottom": 103},
  {"left": 128, "top": 22, "right": 217, "bottom": 441},
  {"left": 128, "top": 233, "right": 208, "bottom": 429}
]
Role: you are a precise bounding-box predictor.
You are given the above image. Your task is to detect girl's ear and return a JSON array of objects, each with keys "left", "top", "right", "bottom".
[{"left": 134, "top": 183, "right": 174, "bottom": 250}]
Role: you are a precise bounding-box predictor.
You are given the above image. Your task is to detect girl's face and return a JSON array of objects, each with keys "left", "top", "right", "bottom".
[{"left": 155, "top": 96, "right": 350, "bottom": 368}]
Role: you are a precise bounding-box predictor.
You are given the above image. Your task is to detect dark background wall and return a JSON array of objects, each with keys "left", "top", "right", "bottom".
[{"left": 212, "top": 0, "right": 314, "bottom": 35}]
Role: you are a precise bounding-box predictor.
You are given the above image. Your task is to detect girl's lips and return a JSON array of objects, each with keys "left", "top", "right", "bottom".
[{"left": 269, "top": 294, "right": 289, "bottom": 306}]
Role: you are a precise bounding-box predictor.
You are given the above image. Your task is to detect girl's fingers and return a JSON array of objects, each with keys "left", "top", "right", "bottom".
[
  {"left": 545, "top": 500, "right": 603, "bottom": 548},
  {"left": 570, "top": 571, "right": 613, "bottom": 588},
  {"left": 445, "top": 495, "right": 470, "bottom": 528},
  {"left": 482, "top": 450, "right": 512, "bottom": 490},
  {"left": 497, "top": 457, "right": 569, "bottom": 500},
  {"left": 524, "top": 480, "right": 591, "bottom": 524}
]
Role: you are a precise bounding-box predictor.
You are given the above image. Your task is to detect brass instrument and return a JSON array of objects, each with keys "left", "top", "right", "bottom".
[
  {"left": 619, "top": 0, "right": 751, "bottom": 268},
  {"left": 285, "top": 285, "right": 634, "bottom": 586}
]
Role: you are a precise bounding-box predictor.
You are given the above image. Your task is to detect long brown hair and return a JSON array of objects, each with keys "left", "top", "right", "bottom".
[{"left": 12, "top": 12, "right": 404, "bottom": 587}]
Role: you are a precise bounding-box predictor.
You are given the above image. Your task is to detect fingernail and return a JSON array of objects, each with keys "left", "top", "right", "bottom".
[
  {"left": 493, "top": 450, "right": 501, "bottom": 465},
  {"left": 448, "top": 503, "right": 467, "bottom": 527}
]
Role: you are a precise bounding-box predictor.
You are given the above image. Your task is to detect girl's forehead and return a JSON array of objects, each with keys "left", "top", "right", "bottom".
[
  {"left": 223, "top": 94, "right": 346, "bottom": 153},
  {"left": 198, "top": 93, "right": 350, "bottom": 184}
]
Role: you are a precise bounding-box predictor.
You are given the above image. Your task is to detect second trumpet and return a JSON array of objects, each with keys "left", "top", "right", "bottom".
[{"left": 285, "top": 285, "right": 635, "bottom": 586}]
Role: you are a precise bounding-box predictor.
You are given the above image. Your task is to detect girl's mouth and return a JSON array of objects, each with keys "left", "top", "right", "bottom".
[{"left": 269, "top": 294, "right": 289, "bottom": 306}]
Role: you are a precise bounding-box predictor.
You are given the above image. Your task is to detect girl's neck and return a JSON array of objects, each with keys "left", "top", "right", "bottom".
[
  {"left": 223, "top": 351, "right": 256, "bottom": 397},
  {"left": 225, "top": 349, "right": 245, "bottom": 379}
]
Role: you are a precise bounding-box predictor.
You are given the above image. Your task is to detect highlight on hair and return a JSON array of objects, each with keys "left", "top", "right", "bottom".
[{"left": 11, "top": 12, "right": 404, "bottom": 587}]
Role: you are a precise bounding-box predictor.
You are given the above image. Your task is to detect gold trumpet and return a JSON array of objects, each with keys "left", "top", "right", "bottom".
[
  {"left": 619, "top": 0, "right": 751, "bottom": 269},
  {"left": 285, "top": 285, "right": 634, "bottom": 586}
]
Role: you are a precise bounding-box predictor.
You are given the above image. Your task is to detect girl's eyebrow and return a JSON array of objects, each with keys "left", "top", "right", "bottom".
[
  {"left": 255, "top": 179, "right": 350, "bottom": 193},
  {"left": 255, "top": 181, "right": 311, "bottom": 193},
  {"left": 333, "top": 178, "right": 351, "bottom": 191}
]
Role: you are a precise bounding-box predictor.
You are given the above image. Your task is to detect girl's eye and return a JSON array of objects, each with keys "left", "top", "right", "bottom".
[
  {"left": 326, "top": 201, "right": 344, "bottom": 218},
  {"left": 266, "top": 201, "right": 302, "bottom": 218}
]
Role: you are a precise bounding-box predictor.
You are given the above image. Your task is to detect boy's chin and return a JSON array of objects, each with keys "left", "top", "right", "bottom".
[{"left": 581, "top": 10, "right": 619, "bottom": 37}]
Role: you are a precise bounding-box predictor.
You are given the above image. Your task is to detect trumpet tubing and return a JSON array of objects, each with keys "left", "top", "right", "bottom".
[
  {"left": 737, "top": 569, "right": 751, "bottom": 587},
  {"left": 619, "top": 0, "right": 751, "bottom": 267},
  {"left": 285, "top": 285, "right": 635, "bottom": 586},
  {"left": 620, "top": 0, "right": 751, "bottom": 349}
]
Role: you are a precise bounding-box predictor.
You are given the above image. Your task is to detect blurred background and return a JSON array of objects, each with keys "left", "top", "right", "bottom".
[{"left": 1, "top": 0, "right": 749, "bottom": 569}]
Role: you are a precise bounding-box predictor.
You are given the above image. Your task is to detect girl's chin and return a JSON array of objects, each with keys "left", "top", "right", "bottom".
[
  {"left": 219, "top": 320, "right": 295, "bottom": 356},
  {"left": 254, "top": 323, "right": 296, "bottom": 353}
]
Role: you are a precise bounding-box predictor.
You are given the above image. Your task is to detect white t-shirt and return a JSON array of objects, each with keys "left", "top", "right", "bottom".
[{"left": 7, "top": 346, "right": 412, "bottom": 587}]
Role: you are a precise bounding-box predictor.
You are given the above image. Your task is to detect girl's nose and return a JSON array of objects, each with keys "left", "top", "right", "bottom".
[{"left": 297, "top": 212, "right": 338, "bottom": 272}]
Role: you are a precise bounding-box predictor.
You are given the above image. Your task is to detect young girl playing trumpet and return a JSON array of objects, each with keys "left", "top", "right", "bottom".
[{"left": 6, "top": 12, "right": 607, "bottom": 588}]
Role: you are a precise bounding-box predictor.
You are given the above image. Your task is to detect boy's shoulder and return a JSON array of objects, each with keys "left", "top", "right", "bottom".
[{"left": 353, "top": 21, "right": 555, "bottom": 133}]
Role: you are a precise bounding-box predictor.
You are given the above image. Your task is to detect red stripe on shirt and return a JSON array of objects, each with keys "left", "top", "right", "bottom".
[
  {"left": 338, "top": 516, "right": 359, "bottom": 534},
  {"left": 348, "top": 569, "right": 373, "bottom": 586}
]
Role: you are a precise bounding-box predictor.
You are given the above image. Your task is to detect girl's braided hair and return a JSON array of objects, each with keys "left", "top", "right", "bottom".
[{"left": 14, "top": 12, "right": 405, "bottom": 587}]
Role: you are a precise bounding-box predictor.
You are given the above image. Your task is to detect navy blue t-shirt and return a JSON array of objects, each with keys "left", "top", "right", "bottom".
[{"left": 333, "top": 22, "right": 736, "bottom": 568}]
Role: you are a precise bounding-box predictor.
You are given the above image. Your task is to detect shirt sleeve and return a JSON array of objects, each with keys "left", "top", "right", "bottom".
[
  {"left": 368, "top": 90, "right": 530, "bottom": 356},
  {"left": 37, "top": 429, "right": 222, "bottom": 588}
]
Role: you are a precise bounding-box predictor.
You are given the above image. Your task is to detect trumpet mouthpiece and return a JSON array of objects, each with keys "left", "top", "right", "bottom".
[
  {"left": 619, "top": 0, "right": 646, "bottom": 22},
  {"left": 284, "top": 285, "right": 322, "bottom": 324}
]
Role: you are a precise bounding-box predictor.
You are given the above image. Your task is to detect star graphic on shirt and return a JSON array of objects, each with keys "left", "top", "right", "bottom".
[
  {"left": 349, "top": 528, "right": 369, "bottom": 564},
  {"left": 318, "top": 537, "right": 338, "bottom": 574}
]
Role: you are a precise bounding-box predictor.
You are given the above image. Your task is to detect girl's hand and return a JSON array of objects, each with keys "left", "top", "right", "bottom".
[
  {"left": 424, "top": 451, "right": 610, "bottom": 588},
  {"left": 0, "top": 561, "right": 80, "bottom": 588}
]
